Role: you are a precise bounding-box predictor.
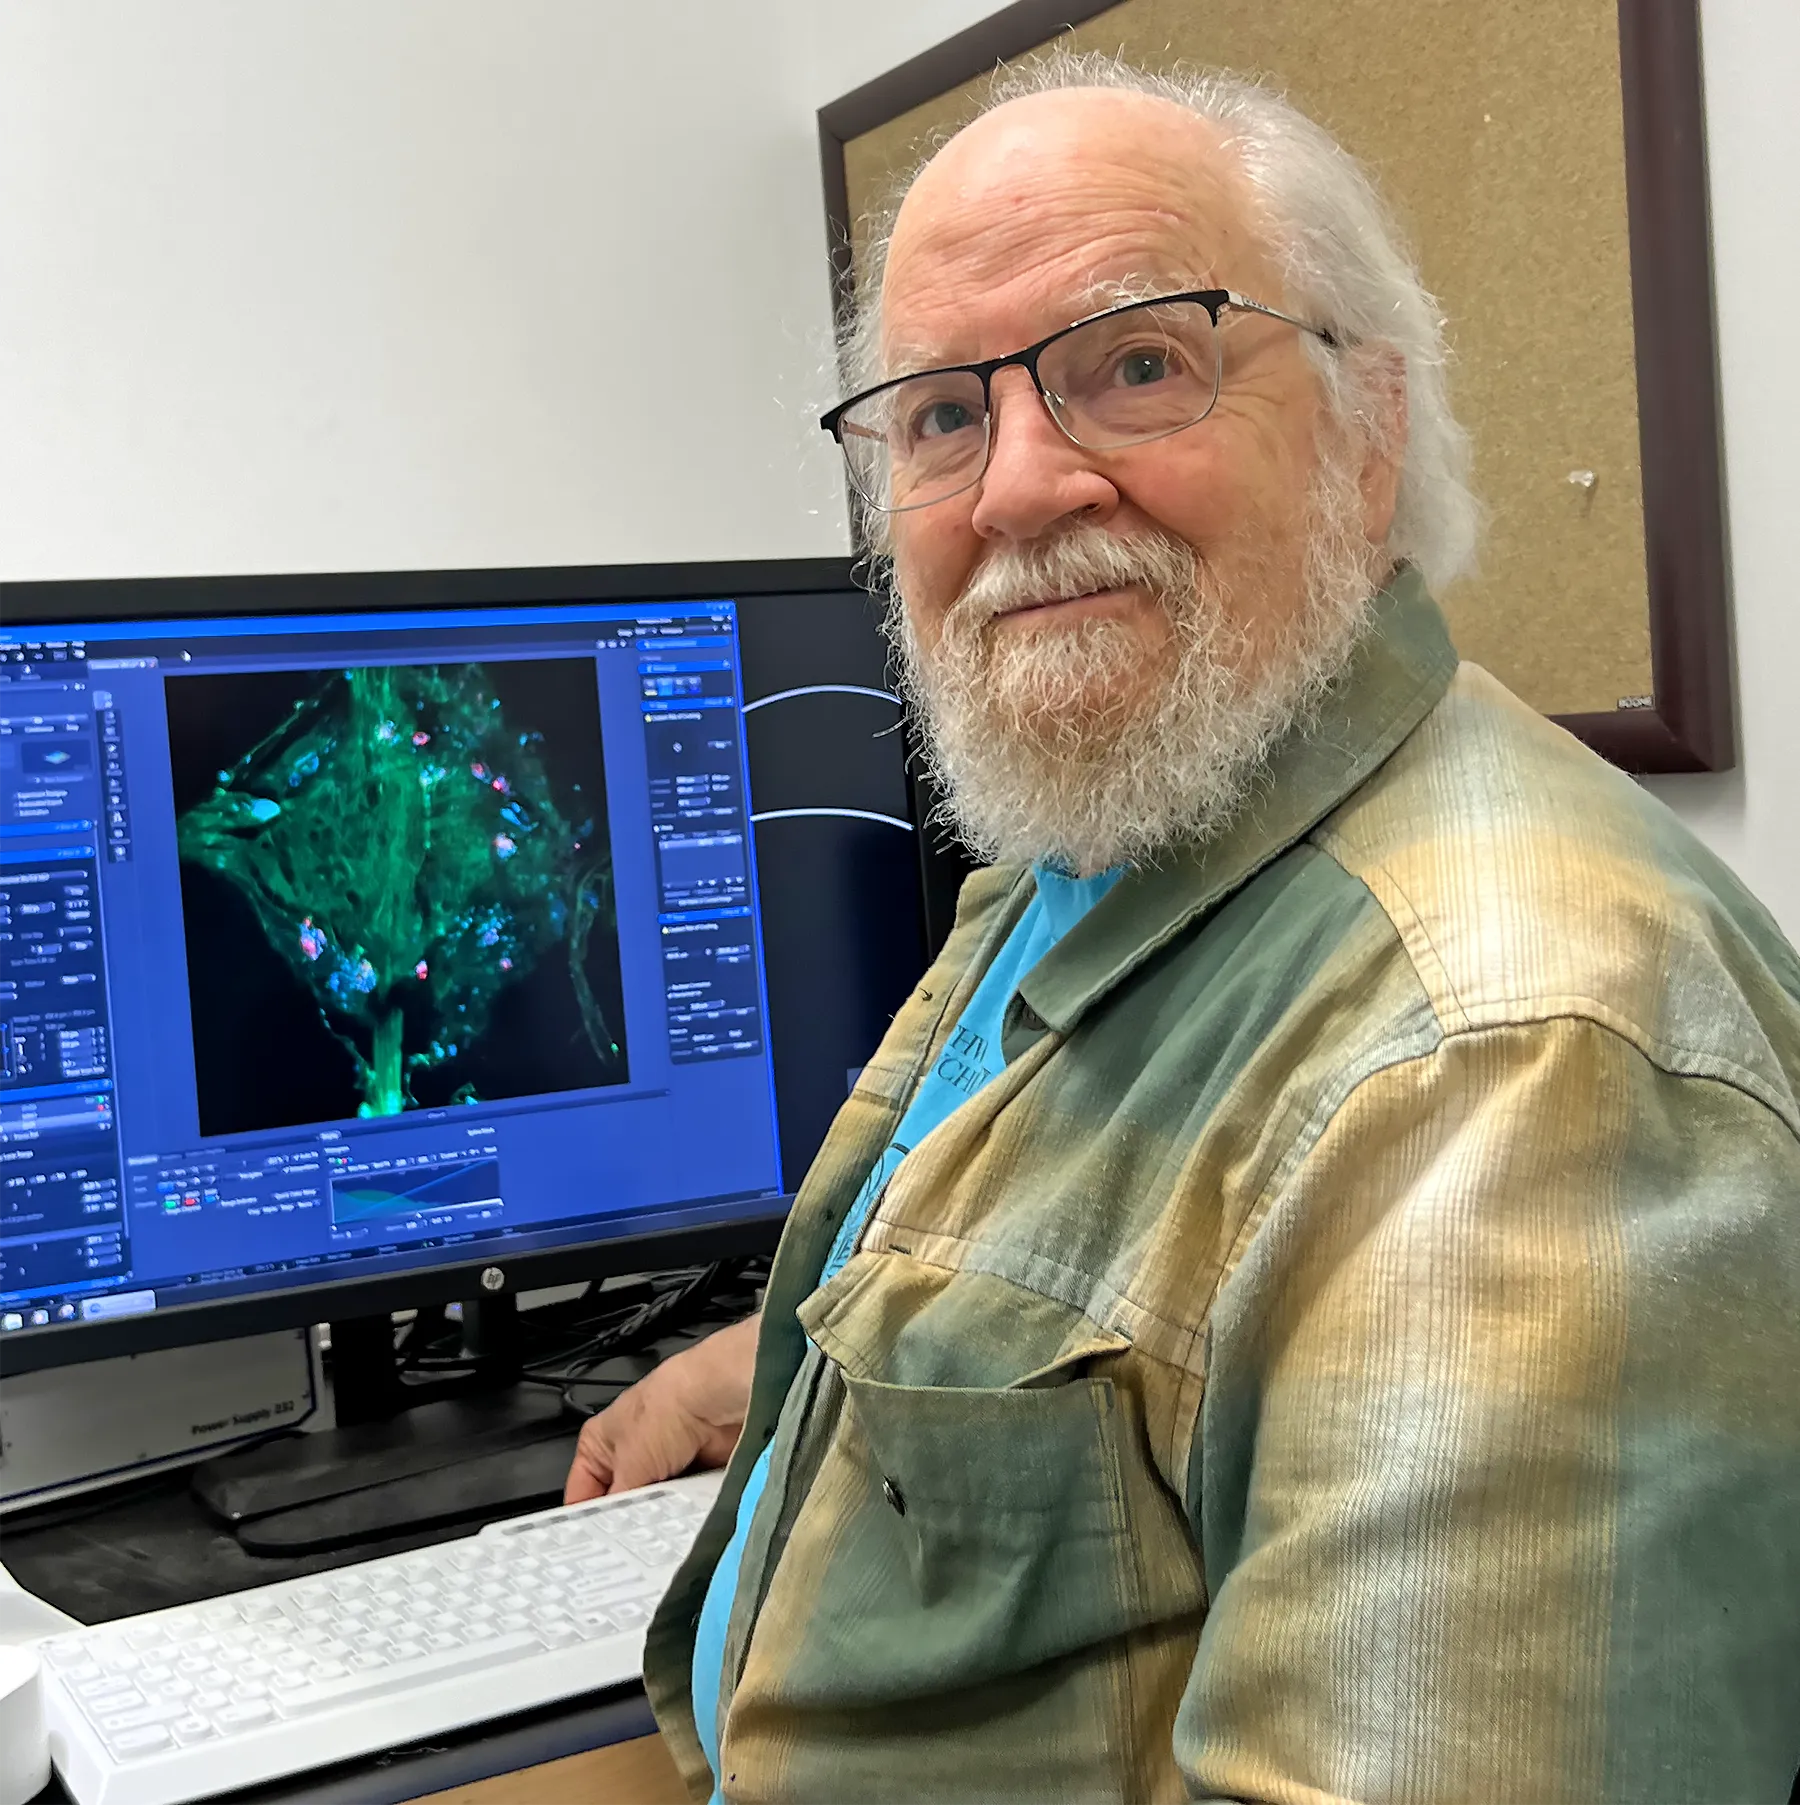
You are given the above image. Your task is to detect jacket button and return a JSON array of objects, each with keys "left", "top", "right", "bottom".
[{"left": 882, "top": 1477, "right": 906, "bottom": 1516}]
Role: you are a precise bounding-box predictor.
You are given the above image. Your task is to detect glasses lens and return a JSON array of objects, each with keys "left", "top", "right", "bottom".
[
  {"left": 1041, "top": 299, "right": 1220, "bottom": 449},
  {"left": 836, "top": 370, "right": 989, "bottom": 512}
]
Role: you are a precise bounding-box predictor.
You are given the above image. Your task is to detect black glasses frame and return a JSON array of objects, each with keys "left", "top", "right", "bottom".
[{"left": 818, "top": 287, "right": 1339, "bottom": 458}]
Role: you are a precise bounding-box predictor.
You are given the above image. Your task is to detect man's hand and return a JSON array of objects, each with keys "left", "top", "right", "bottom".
[{"left": 563, "top": 1311, "right": 761, "bottom": 1503}]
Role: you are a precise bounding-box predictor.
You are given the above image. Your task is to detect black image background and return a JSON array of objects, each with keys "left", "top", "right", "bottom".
[{"left": 166, "top": 657, "right": 629, "bottom": 1138}]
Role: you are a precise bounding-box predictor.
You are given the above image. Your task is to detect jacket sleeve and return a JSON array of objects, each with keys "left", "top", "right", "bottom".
[{"left": 1174, "top": 1015, "right": 1800, "bottom": 1804}]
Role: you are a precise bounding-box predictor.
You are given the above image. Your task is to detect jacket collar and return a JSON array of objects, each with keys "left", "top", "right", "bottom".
[{"left": 1007, "top": 564, "right": 1458, "bottom": 1040}]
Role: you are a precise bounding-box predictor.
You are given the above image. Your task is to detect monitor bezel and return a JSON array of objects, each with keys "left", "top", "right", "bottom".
[{"left": 0, "top": 556, "right": 911, "bottom": 1376}]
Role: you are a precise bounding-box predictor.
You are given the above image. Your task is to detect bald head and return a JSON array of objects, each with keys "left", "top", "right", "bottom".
[{"left": 883, "top": 87, "right": 1280, "bottom": 376}]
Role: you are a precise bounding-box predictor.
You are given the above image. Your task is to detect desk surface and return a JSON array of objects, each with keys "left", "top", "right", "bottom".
[{"left": 411, "top": 1735, "right": 688, "bottom": 1804}]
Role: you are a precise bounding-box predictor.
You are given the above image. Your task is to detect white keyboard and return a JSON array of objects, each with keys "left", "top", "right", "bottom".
[{"left": 36, "top": 1470, "right": 721, "bottom": 1805}]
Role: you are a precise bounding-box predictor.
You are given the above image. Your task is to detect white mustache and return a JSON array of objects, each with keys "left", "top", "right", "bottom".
[{"left": 952, "top": 526, "right": 1199, "bottom": 629}]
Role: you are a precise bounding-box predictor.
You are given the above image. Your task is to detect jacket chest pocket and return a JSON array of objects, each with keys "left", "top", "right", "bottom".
[
  {"left": 830, "top": 1360, "right": 1139, "bottom": 1684},
  {"left": 722, "top": 1263, "right": 1205, "bottom": 1802},
  {"left": 728, "top": 1351, "right": 1151, "bottom": 1803}
]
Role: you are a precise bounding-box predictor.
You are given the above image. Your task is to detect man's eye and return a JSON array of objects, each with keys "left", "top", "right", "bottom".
[
  {"left": 911, "top": 399, "right": 976, "bottom": 440},
  {"left": 1116, "top": 349, "right": 1177, "bottom": 387}
]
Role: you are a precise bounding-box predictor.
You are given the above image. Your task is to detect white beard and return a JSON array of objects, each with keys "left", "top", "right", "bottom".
[{"left": 889, "top": 443, "right": 1385, "bottom": 876}]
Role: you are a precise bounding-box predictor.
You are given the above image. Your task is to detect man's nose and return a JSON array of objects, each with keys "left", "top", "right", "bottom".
[{"left": 967, "top": 368, "right": 1119, "bottom": 541}]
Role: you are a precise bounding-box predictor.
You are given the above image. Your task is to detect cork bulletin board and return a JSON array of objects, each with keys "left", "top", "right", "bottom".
[{"left": 819, "top": 0, "right": 1732, "bottom": 772}]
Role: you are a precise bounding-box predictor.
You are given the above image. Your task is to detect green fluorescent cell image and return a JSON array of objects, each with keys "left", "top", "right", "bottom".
[{"left": 167, "top": 658, "right": 628, "bottom": 1136}]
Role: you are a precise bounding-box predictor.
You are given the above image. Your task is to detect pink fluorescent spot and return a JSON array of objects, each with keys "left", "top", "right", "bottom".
[
  {"left": 414, "top": 960, "right": 429, "bottom": 980},
  {"left": 298, "top": 920, "right": 325, "bottom": 961},
  {"left": 412, "top": 731, "right": 431, "bottom": 747},
  {"left": 470, "top": 761, "right": 489, "bottom": 780},
  {"left": 499, "top": 956, "right": 513, "bottom": 971}
]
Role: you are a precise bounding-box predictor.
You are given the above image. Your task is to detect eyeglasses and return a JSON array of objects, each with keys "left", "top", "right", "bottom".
[{"left": 819, "top": 289, "right": 1338, "bottom": 515}]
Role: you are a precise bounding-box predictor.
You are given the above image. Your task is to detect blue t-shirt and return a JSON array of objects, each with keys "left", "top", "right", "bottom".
[{"left": 690, "top": 864, "right": 1122, "bottom": 1795}]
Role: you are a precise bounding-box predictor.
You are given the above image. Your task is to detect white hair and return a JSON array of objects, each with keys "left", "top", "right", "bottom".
[{"left": 841, "top": 49, "right": 1480, "bottom": 594}]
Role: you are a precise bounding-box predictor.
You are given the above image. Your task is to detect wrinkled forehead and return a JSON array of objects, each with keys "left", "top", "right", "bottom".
[{"left": 879, "top": 89, "right": 1277, "bottom": 369}]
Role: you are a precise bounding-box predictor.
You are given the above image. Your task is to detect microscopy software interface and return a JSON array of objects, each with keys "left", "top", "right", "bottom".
[{"left": 0, "top": 600, "right": 787, "bottom": 1337}]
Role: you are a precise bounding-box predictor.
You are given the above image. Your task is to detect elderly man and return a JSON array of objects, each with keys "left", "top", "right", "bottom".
[{"left": 566, "top": 55, "right": 1800, "bottom": 1804}]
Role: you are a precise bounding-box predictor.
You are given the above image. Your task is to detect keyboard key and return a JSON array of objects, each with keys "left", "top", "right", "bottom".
[
  {"left": 106, "top": 1724, "right": 174, "bottom": 1758},
  {"left": 76, "top": 1674, "right": 138, "bottom": 1702},
  {"left": 97, "top": 1701, "right": 185, "bottom": 1734},
  {"left": 172, "top": 1713, "right": 217, "bottom": 1743},
  {"left": 81, "top": 1689, "right": 148, "bottom": 1722},
  {"left": 216, "top": 1699, "right": 276, "bottom": 1731}
]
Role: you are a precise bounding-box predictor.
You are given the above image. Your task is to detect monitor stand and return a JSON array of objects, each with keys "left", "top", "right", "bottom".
[{"left": 189, "top": 1296, "right": 627, "bottom": 1554}]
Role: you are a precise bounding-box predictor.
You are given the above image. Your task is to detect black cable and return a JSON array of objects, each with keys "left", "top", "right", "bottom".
[
  {"left": 521, "top": 1261, "right": 723, "bottom": 1382},
  {"left": 388, "top": 1260, "right": 742, "bottom": 1386}
]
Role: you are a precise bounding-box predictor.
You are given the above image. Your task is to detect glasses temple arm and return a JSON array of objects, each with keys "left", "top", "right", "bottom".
[{"left": 1223, "top": 291, "right": 1342, "bottom": 350}]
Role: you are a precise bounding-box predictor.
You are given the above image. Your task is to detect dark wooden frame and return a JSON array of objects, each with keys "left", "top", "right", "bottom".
[{"left": 818, "top": 0, "right": 1734, "bottom": 773}]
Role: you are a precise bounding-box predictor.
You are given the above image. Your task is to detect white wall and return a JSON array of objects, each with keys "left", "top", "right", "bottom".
[
  {"left": 2, "top": 1, "right": 1794, "bottom": 937},
  {"left": 0, "top": 0, "right": 850, "bottom": 578},
  {"left": 1633, "top": 0, "right": 1800, "bottom": 942}
]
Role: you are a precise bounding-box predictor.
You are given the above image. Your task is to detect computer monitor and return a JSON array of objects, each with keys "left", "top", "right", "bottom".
[{"left": 0, "top": 560, "right": 930, "bottom": 1389}]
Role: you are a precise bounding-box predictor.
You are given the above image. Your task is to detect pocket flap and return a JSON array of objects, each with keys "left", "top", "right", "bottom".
[{"left": 796, "top": 1249, "right": 1131, "bottom": 1390}]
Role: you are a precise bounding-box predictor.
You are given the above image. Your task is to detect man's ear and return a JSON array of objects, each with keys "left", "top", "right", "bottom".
[{"left": 1351, "top": 345, "right": 1407, "bottom": 547}]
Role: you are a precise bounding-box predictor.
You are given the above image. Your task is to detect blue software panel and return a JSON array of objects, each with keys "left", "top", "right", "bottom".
[{"left": 0, "top": 605, "right": 783, "bottom": 1338}]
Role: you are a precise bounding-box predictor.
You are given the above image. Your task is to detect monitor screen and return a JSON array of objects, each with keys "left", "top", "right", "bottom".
[{"left": 0, "top": 569, "right": 923, "bottom": 1365}]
